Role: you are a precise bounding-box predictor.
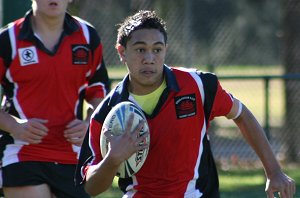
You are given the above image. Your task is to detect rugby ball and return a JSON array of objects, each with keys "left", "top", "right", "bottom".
[{"left": 100, "top": 101, "right": 150, "bottom": 178}]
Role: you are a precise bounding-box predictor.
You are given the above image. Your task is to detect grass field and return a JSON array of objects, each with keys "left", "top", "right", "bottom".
[
  {"left": 94, "top": 65, "right": 299, "bottom": 198},
  {"left": 95, "top": 166, "right": 300, "bottom": 197}
]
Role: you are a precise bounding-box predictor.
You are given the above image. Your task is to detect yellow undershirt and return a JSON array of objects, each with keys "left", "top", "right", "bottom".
[{"left": 130, "top": 79, "right": 167, "bottom": 115}]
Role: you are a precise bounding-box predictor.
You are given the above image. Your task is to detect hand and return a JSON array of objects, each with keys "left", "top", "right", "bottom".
[
  {"left": 265, "top": 170, "right": 296, "bottom": 198},
  {"left": 13, "top": 118, "right": 48, "bottom": 144},
  {"left": 104, "top": 114, "right": 149, "bottom": 166},
  {"left": 64, "top": 119, "right": 89, "bottom": 146}
]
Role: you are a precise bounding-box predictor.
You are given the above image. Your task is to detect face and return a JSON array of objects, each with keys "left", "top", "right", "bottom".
[
  {"left": 32, "top": 0, "right": 71, "bottom": 18},
  {"left": 117, "top": 28, "right": 167, "bottom": 95}
]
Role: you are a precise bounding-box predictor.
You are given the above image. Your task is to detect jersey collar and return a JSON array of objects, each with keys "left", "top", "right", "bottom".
[{"left": 108, "top": 65, "right": 180, "bottom": 107}]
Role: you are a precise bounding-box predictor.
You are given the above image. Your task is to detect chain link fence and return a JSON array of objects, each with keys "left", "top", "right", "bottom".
[
  {"left": 1, "top": 0, "right": 298, "bottom": 166},
  {"left": 70, "top": 0, "right": 300, "bottom": 166}
]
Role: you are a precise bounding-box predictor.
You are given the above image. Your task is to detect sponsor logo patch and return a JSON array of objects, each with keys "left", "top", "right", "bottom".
[
  {"left": 18, "top": 46, "right": 39, "bottom": 66},
  {"left": 174, "top": 94, "right": 197, "bottom": 119},
  {"left": 72, "top": 45, "right": 89, "bottom": 65}
]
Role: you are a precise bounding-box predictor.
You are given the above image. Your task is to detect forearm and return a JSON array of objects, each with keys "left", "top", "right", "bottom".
[
  {"left": 233, "top": 105, "right": 281, "bottom": 176},
  {"left": 85, "top": 154, "right": 120, "bottom": 196},
  {"left": 0, "top": 110, "right": 21, "bottom": 135}
]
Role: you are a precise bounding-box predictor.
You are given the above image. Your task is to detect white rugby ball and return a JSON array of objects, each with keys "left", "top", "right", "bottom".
[{"left": 100, "top": 101, "right": 150, "bottom": 178}]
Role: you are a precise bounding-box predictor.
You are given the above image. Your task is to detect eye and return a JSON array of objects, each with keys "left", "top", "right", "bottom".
[
  {"left": 153, "top": 48, "right": 162, "bottom": 53},
  {"left": 136, "top": 48, "right": 145, "bottom": 53}
]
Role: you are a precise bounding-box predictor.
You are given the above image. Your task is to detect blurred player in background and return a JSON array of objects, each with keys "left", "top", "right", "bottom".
[
  {"left": 76, "top": 10, "right": 295, "bottom": 198},
  {"left": 0, "top": 0, "right": 110, "bottom": 197}
]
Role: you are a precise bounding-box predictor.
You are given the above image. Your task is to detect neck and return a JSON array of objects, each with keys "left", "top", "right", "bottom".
[
  {"left": 128, "top": 74, "right": 165, "bottom": 95},
  {"left": 31, "top": 13, "right": 64, "bottom": 34}
]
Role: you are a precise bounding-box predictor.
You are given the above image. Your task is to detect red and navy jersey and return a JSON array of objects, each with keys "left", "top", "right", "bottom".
[
  {"left": 0, "top": 11, "right": 110, "bottom": 165},
  {"left": 76, "top": 66, "right": 233, "bottom": 197}
]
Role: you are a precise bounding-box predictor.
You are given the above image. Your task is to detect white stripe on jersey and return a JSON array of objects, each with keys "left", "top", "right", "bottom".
[
  {"left": 8, "top": 22, "right": 17, "bottom": 59},
  {"left": 183, "top": 70, "right": 206, "bottom": 197},
  {"left": 5, "top": 70, "right": 27, "bottom": 120},
  {"left": 74, "top": 16, "right": 90, "bottom": 44}
]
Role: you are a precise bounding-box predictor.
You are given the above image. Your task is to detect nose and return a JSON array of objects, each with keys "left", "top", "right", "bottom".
[{"left": 143, "top": 52, "right": 155, "bottom": 64}]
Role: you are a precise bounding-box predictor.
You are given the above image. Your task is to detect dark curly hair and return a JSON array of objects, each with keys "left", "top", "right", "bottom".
[{"left": 116, "top": 10, "right": 167, "bottom": 48}]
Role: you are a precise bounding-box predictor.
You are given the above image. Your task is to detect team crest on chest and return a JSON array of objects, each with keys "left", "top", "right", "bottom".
[
  {"left": 72, "top": 44, "right": 89, "bottom": 65},
  {"left": 18, "top": 46, "right": 39, "bottom": 66},
  {"left": 174, "top": 94, "right": 197, "bottom": 119}
]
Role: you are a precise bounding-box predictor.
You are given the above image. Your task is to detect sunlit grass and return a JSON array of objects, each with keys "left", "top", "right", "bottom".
[{"left": 95, "top": 167, "right": 300, "bottom": 198}]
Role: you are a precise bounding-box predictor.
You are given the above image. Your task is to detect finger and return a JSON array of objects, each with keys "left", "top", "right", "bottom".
[
  {"left": 65, "top": 119, "right": 82, "bottom": 128},
  {"left": 29, "top": 120, "right": 49, "bottom": 133},
  {"left": 291, "top": 181, "right": 296, "bottom": 194},
  {"left": 278, "top": 191, "right": 286, "bottom": 198},
  {"left": 133, "top": 120, "right": 145, "bottom": 137},
  {"left": 25, "top": 133, "right": 45, "bottom": 144},
  {"left": 64, "top": 124, "right": 86, "bottom": 134},
  {"left": 287, "top": 182, "right": 295, "bottom": 198},
  {"left": 66, "top": 119, "right": 89, "bottom": 129},
  {"left": 104, "top": 130, "right": 114, "bottom": 140},
  {"left": 31, "top": 118, "right": 48, "bottom": 124},
  {"left": 27, "top": 125, "right": 48, "bottom": 136},
  {"left": 290, "top": 178, "right": 296, "bottom": 195},
  {"left": 287, "top": 183, "right": 293, "bottom": 198},
  {"left": 65, "top": 131, "right": 83, "bottom": 139},
  {"left": 67, "top": 136, "right": 83, "bottom": 146},
  {"left": 283, "top": 177, "right": 295, "bottom": 198},
  {"left": 266, "top": 190, "right": 274, "bottom": 198},
  {"left": 125, "top": 113, "right": 134, "bottom": 134}
]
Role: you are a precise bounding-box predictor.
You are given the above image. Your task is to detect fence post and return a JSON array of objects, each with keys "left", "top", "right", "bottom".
[
  {"left": 2, "top": 0, "right": 31, "bottom": 25},
  {"left": 264, "top": 77, "right": 270, "bottom": 140}
]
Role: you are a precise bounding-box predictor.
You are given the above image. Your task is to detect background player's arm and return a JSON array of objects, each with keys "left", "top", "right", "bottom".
[
  {"left": 0, "top": 109, "right": 48, "bottom": 144},
  {"left": 64, "top": 98, "right": 102, "bottom": 146},
  {"left": 228, "top": 98, "right": 295, "bottom": 197}
]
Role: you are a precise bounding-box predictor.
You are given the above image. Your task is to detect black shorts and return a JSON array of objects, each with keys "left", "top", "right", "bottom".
[{"left": 2, "top": 162, "right": 90, "bottom": 198}]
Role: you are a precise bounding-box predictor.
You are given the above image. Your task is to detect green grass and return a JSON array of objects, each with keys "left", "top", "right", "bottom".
[
  {"left": 219, "top": 167, "right": 300, "bottom": 198},
  {"left": 94, "top": 167, "right": 300, "bottom": 198}
]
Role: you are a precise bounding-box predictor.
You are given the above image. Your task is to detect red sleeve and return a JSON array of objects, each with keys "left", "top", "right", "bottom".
[
  {"left": 85, "top": 85, "right": 106, "bottom": 101},
  {"left": 85, "top": 43, "right": 109, "bottom": 101},
  {"left": 81, "top": 117, "right": 104, "bottom": 177},
  {"left": 210, "top": 81, "right": 233, "bottom": 120},
  {"left": 89, "top": 118, "right": 104, "bottom": 164}
]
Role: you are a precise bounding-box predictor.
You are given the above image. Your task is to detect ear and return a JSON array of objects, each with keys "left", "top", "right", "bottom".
[{"left": 116, "top": 44, "right": 126, "bottom": 63}]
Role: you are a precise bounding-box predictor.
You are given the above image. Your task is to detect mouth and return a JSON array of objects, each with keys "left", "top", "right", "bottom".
[
  {"left": 141, "top": 70, "right": 155, "bottom": 76},
  {"left": 49, "top": 2, "right": 58, "bottom": 6}
]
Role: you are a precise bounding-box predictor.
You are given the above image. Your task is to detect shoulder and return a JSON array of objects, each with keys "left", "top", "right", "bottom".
[
  {"left": 0, "top": 22, "right": 17, "bottom": 62},
  {"left": 72, "top": 16, "right": 101, "bottom": 46},
  {"left": 171, "top": 66, "right": 218, "bottom": 83}
]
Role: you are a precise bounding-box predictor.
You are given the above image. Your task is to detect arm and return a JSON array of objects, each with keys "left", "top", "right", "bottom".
[
  {"left": 0, "top": 109, "right": 48, "bottom": 144},
  {"left": 84, "top": 116, "right": 148, "bottom": 196},
  {"left": 64, "top": 98, "right": 103, "bottom": 146},
  {"left": 228, "top": 99, "right": 296, "bottom": 198}
]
